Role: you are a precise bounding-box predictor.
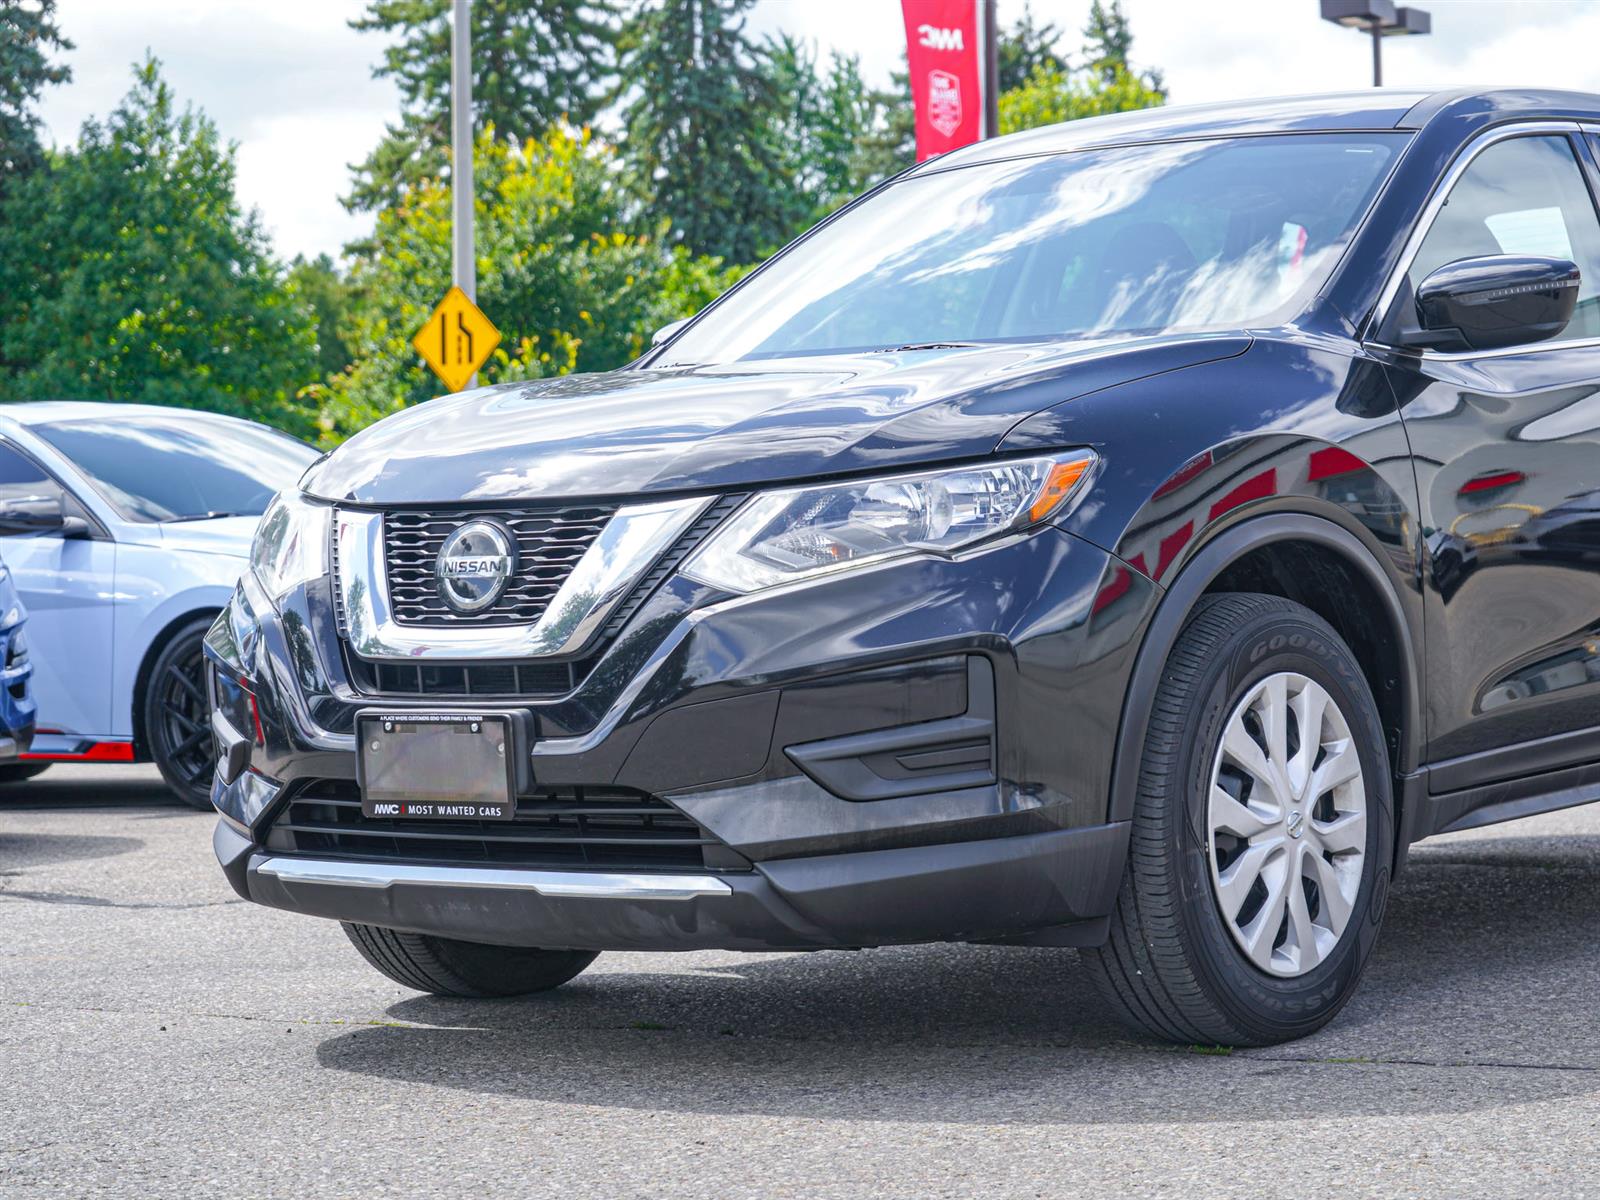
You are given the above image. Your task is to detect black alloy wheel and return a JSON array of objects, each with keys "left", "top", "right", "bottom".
[{"left": 146, "top": 618, "right": 217, "bottom": 810}]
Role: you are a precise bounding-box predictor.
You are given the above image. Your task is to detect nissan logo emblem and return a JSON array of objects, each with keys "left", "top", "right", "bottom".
[{"left": 435, "top": 520, "right": 517, "bottom": 613}]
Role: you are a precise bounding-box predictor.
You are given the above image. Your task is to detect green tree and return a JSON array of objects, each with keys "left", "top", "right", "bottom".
[
  {"left": 347, "top": 0, "right": 620, "bottom": 212},
  {"left": 0, "top": 58, "right": 319, "bottom": 436},
  {"left": 998, "top": 2, "right": 1068, "bottom": 93},
  {"left": 765, "top": 36, "right": 887, "bottom": 234},
  {"left": 1083, "top": 0, "right": 1165, "bottom": 96},
  {"left": 844, "top": 60, "right": 914, "bottom": 192},
  {"left": 289, "top": 254, "right": 358, "bottom": 379},
  {"left": 316, "top": 125, "right": 738, "bottom": 441},
  {"left": 998, "top": 62, "right": 1165, "bottom": 134},
  {"left": 998, "top": 0, "right": 1166, "bottom": 136},
  {"left": 617, "top": 0, "right": 789, "bottom": 263},
  {"left": 0, "top": 0, "right": 71, "bottom": 185}
]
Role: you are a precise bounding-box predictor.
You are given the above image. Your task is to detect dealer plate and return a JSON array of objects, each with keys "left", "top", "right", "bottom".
[{"left": 357, "top": 713, "right": 516, "bottom": 821}]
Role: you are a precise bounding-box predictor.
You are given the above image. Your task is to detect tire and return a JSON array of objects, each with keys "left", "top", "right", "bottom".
[
  {"left": 1086, "top": 592, "right": 1393, "bottom": 1047},
  {"left": 342, "top": 923, "right": 599, "bottom": 998},
  {"left": 143, "top": 617, "right": 217, "bottom": 811},
  {"left": 0, "top": 763, "right": 49, "bottom": 783}
]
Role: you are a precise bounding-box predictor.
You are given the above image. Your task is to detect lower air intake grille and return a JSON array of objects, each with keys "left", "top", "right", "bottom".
[
  {"left": 263, "top": 779, "right": 717, "bottom": 870},
  {"left": 344, "top": 655, "right": 584, "bottom": 698}
]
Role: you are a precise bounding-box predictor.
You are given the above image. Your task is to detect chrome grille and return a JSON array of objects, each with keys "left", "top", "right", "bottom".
[{"left": 383, "top": 504, "right": 618, "bottom": 627}]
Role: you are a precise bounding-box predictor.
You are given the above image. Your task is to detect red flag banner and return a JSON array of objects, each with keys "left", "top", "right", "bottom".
[{"left": 902, "top": 0, "right": 985, "bottom": 161}]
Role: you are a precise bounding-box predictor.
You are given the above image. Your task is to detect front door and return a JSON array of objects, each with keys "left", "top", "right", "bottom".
[
  {"left": 0, "top": 442, "right": 116, "bottom": 739},
  {"left": 1384, "top": 130, "right": 1600, "bottom": 769}
]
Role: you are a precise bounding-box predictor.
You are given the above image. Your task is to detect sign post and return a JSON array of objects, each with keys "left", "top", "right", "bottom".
[
  {"left": 451, "top": 0, "right": 478, "bottom": 385},
  {"left": 413, "top": 0, "right": 499, "bottom": 395},
  {"left": 901, "top": 0, "right": 998, "bottom": 162}
]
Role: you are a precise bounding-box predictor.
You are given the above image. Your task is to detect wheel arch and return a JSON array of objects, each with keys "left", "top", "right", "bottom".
[
  {"left": 130, "top": 607, "right": 224, "bottom": 761},
  {"left": 1107, "top": 511, "right": 1423, "bottom": 862}
]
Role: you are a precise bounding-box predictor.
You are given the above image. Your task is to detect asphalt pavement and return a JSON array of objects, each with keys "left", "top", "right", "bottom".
[{"left": 4, "top": 763, "right": 1600, "bottom": 1197}]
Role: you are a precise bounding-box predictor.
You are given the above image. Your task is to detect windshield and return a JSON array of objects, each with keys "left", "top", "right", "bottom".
[
  {"left": 35, "top": 415, "right": 319, "bottom": 523},
  {"left": 661, "top": 133, "right": 1405, "bottom": 364}
]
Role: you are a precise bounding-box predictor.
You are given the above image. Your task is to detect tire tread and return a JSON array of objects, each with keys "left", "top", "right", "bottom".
[
  {"left": 1088, "top": 592, "right": 1376, "bottom": 1046},
  {"left": 341, "top": 922, "right": 597, "bottom": 998}
]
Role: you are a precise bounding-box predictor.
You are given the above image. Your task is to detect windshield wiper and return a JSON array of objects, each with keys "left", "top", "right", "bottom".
[
  {"left": 164, "top": 510, "right": 247, "bottom": 523},
  {"left": 872, "top": 341, "right": 986, "bottom": 353}
]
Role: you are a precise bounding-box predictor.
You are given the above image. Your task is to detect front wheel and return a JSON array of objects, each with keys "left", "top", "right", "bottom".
[
  {"left": 1086, "top": 592, "right": 1393, "bottom": 1046},
  {"left": 144, "top": 618, "right": 217, "bottom": 810},
  {"left": 0, "top": 763, "right": 50, "bottom": 783},
  {"left": 343, "top": 923, "right": 599, "bottom": 997}
]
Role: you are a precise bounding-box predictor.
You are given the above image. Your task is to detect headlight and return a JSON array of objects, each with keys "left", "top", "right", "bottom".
[
  {"left": 682, "top": 453, "right": 1096, "bottom": 594},
  {"left": 250, "top": 491, "right": 330, "bottom": 603}
]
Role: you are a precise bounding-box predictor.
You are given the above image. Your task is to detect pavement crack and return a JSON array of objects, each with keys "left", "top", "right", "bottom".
[
  {"left": 0, "top": 888, "right": 243, "bottom": 911},
  {"left": 1242, "top": 1051, "right": 1600, "bottom": 1074}
]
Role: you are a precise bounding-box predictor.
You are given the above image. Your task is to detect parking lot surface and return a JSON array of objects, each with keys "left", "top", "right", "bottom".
[{"left": 4, "top": 765, "right": 1600, "bottom": 1197}]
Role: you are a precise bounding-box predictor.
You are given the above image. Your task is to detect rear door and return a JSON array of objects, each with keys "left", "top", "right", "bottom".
[
  {"left": 1381, "top": 128, "right": 1600, "bottom": 773},
  {"left": 0, "top": 442, "right": 117, "bottom": 739}
]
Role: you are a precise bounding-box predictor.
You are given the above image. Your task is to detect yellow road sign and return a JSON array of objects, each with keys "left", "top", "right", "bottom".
[{"left": 412, "top": 286, "right": 501, "bottom": 393}]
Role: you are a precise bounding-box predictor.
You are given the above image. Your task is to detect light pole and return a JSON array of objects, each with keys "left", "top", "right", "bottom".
[{"left": 1319, "top": 1, "right": 1431, "bottom": 87}]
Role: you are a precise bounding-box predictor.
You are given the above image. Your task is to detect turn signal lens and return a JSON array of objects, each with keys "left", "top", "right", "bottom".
[{"left": 1029, "top": 457, "right": 1095, "bottom": 523}]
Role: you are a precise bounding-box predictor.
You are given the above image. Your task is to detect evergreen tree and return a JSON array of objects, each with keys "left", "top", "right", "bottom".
[
  {"left": 765, "top": 36, "right": 886, "bottom": 235},
  {"left": 999, "top": 2, "right": 1068, "bottom": 93},
  {"left": 1083, "top": 0, "right": 1166, "bottom": 96},
  {"left": 0, "top": 0, "right": 71, "bottom": 185},
  {"left": 0, "top": 58, "right": 319, "bottom": 436},
  {"left": 616, "top": 0, "right": 789, "bottom": 264},
  {"left": 347, "top": 0, "right": 620, "bottom": 211},
  {"left": 851, "top": 61, "right": 915, "bottom": 192}
]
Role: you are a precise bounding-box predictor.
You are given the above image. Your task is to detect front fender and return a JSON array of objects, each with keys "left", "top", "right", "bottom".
[
  {"left": 1000, "top": 337, "right": 1420, "bottom": 579},
  {"left": 110, "top": 545, "right": 246, "bottom": 739},
  {"left": 1000, "top": 336, "right": 1427, "bottom": 822}
]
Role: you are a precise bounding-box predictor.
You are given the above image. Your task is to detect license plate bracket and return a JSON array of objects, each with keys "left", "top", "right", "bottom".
[{"left": 356, "top": 710, "right": 528, "bottom": 821}]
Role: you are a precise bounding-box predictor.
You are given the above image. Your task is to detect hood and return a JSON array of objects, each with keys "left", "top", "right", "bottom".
[
  {"left": 151, "top": 515, "right": 261, "bottom": 558},
  {"left": 302, "top": 335, "right": 1251, "bottom": 506}
]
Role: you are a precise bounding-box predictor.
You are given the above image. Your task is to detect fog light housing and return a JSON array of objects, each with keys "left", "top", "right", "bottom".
[{"left": 213, "top": 768, "right": 281, "bottom": 833}]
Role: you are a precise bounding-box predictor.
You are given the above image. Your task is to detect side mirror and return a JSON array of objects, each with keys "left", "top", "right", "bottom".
[
  {"left": 1406, "top": 254, "right": 1579, "bottom": 352},
  {"left": 651, "top": 317, "right": 690, "bottom": 348},
  {"left": 0, "top": 495, "right": 65, "bottom": 537}
]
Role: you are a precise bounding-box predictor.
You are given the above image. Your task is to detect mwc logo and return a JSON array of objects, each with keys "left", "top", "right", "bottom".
[{"left": 917, "top": 24, "right": 965, "bottom": 51}]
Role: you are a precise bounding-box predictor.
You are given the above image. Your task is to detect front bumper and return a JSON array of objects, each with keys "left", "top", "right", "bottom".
[
  {"left": 207, "top": 520, "right": 1157, "bottom": 951},
  {"left": 215, "top": 817, "right": 1128, "bottom": 951}
]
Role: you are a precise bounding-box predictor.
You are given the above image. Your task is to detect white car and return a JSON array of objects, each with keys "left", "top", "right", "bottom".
[{"left": 0, "top": 403, "right": 319, "bottom": 805}]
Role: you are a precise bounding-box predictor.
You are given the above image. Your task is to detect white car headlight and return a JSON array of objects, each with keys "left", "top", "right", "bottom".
[
  {"left": 682, "top": 452, "right": 1097, "bottom": 594},
  {"left": 250, "top": 490, "right": 330, "bottom": 603}
]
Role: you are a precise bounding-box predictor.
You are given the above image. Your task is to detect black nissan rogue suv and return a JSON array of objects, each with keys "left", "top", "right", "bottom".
[{"left": 207, "top": 88, "right": 1600, "bottom": 1045}]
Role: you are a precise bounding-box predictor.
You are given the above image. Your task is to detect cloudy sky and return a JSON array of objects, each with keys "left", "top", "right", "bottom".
[{"left": 34, "top": 0, "right": 1600, "bottom": 264}]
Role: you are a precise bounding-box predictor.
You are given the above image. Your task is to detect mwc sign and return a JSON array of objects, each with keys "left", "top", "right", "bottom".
[{"left": 902, "top": 1, "right": 988, "bottom": 160}]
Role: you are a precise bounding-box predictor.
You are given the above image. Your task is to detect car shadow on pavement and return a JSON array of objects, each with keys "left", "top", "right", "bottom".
[
  {"left": 0, "top": 765, "right": 178, "bottom": 811},
  {"left": 312, "top": 833, "right": 1600, "bottom": 1124}
]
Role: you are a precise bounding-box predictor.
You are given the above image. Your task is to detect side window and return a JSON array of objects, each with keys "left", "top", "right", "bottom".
[
  {"left": 0, "top": 444, "right": 67, "bottom": 531},
  {"left": 1408, "top": 135, "right": 1600, "bottom": 342}
]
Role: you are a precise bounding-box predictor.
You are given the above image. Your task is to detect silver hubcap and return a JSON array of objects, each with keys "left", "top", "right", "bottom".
[{"left": 1206, "top": 672, "right": 1367, "bottom": 978}]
